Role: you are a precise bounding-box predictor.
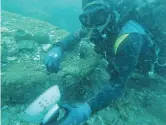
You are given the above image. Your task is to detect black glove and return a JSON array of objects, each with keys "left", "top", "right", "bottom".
[{"left": 44, "top": 46, "right": 62, "bottom": 73}]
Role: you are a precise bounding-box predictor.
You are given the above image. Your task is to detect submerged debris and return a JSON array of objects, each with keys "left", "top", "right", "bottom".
[
  {"left": 15, "top": 29, "right": 33, "bottom": 41},
  {"left": 32, "top": 32, "right": 50, "bottom": 44}
]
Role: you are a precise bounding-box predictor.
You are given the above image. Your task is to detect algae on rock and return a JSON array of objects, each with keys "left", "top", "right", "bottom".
[{"left": 1, "top": 10, "right": 102, "bottom": 106}]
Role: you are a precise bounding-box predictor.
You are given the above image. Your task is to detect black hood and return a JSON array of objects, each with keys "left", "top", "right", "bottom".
[{"left": 82, "top": 0, "right": 98, "bottom": 8}]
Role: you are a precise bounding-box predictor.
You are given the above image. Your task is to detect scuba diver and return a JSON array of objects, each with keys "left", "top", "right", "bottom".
[{"left": 44, "top": 0, "right": 166, "bottom": 124}]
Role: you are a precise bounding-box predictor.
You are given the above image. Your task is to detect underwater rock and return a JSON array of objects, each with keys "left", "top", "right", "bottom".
[
  {"left": 1, "top": 105, "right": 8, "bottom": 110},
  {"left": 79, "top": 40, "right": 94, "bottom": 59},
  {"left": 1, "top": 27, "right": 9, "bottom": 32},
  {"left": 1, "top": 37, "right": 19, "bottom": 56},
  {"left": 146, "top": 92, "right": 166, "bottom": 122},
  {"left": 7, "top": 56, "right": 17, "bottom": 61},
  {"left": 6, "top": 43, "right": 19, "bottom": 56},
  {"left": 1, "top": 11, "right": 102, "bottom": 106},
  {"left": 17, "top": 40, "right": 36, "bottom": 52},
  {"left": 42, "top": 44, "right": 52, "bottom": 51},
  {"left": 0, "top": 27, "right": 12, "bottom": 37}
]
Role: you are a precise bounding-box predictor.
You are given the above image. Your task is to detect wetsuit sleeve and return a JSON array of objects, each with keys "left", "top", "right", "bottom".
[
  {"left": 54, "top": 27, "right": 89, "bottom": 51},
  {"left": 54, "top": 31, "right": 81, "bottom": 51},
  {"left": 87, "top": 33, "right": 144, "bottom": 113}
]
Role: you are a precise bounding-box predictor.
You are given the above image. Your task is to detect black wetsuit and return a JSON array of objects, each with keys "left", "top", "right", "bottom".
[{"left": 87, "top": 20, "right": 153, "bottom": 113}]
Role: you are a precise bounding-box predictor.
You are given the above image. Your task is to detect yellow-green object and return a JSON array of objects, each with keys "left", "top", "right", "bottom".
[{"left": 114, "top": 34, "right": 129, "bottom": 55}]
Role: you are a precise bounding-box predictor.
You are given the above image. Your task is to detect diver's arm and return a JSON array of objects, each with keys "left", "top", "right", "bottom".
[
  {"left": 87, "top": 33, "right": 144, "bottom": 113},
  {"left": 45, "top": 28, "right": 89, "bottom": 73},
  {"left": 54, "top": 31, "right": 81, "bottom": 51},
  {"left": 53, "top": 28, "right": 88, "bottom": 51},
  {"left": 44, "top": 31, "right": 82, "bottom": 73}
]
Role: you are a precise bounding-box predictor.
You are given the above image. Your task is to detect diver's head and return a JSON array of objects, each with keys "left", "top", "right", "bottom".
[{"left": 79, "top": 0, "right": 112, "bottom": 30}]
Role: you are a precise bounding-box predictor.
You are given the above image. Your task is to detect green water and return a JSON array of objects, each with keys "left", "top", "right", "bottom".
[
  {"left": 1, "top": 0, "right": 82, "bottom": 32},
  {"left": 1, "top": 0, "right": 166, "bottom": 125}
]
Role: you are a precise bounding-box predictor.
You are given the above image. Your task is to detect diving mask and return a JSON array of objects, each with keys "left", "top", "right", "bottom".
[{"left": 79, "top": 3, "right": 109, "bottom": 27}]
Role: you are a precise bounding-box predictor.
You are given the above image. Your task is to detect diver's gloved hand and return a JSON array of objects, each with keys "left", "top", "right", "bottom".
[
  {"left": 58, "top": 103, "right": 92, "bottom": 125},
  {"left": 44, "top": 46, "right": 62, "bottom": 73}
]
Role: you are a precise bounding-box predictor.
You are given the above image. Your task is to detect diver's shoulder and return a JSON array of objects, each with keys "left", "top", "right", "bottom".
[{"left": 111, "top": 20, "right": 146, "bottom": 37}]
